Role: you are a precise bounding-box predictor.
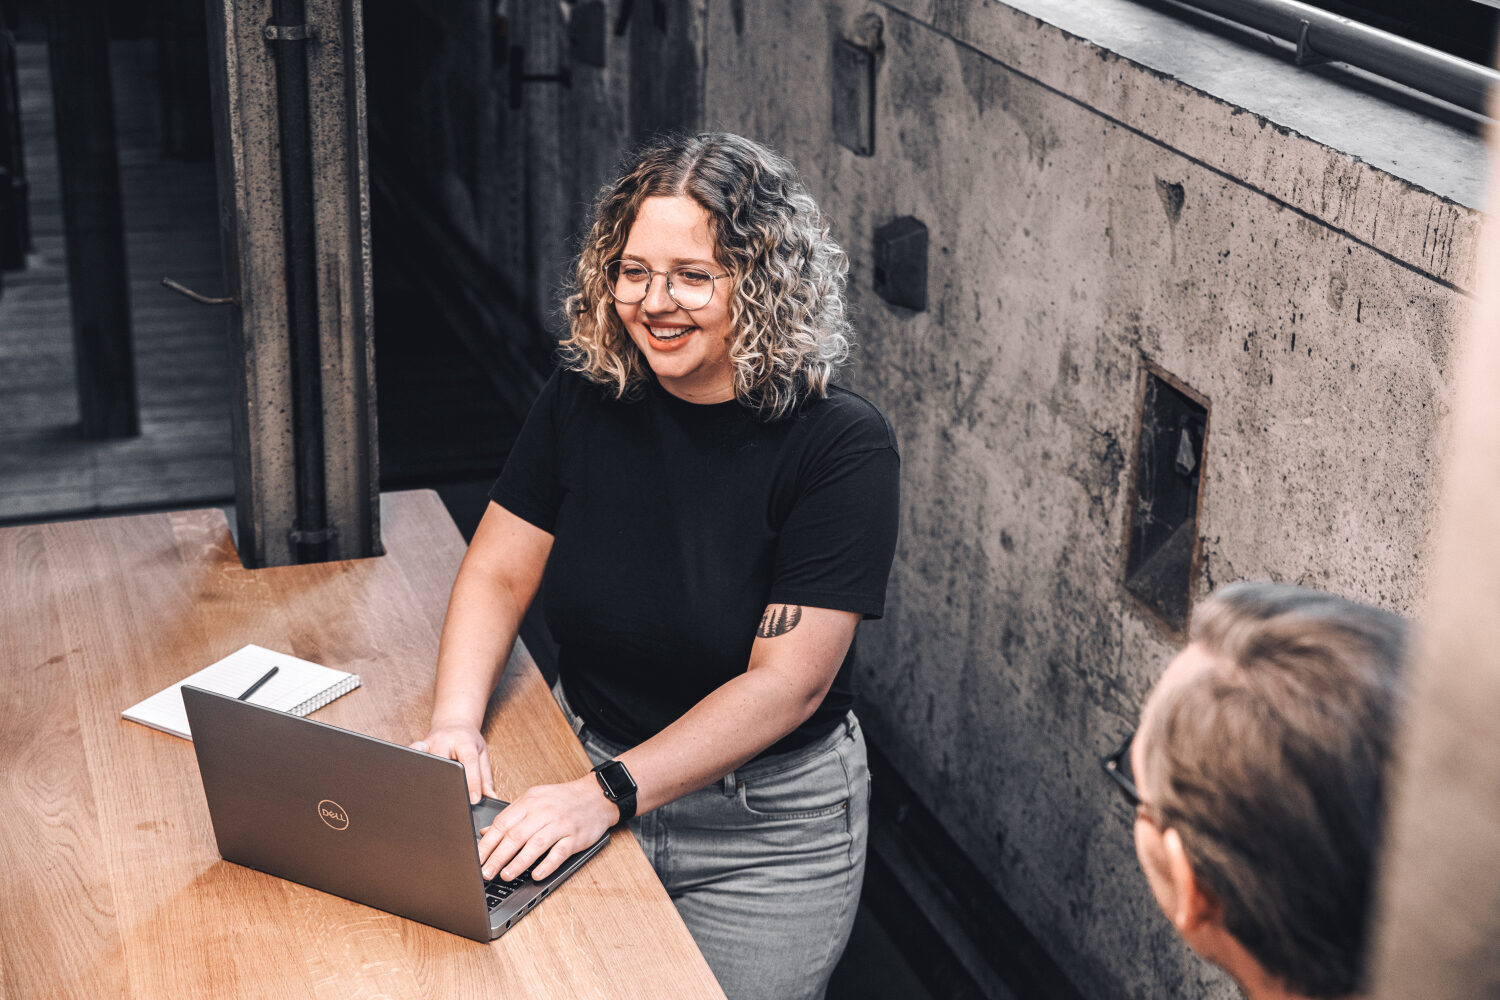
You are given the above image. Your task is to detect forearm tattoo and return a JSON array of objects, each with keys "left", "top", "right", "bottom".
[{"left": 757, "top": 604, "right": 803, "bottom": 638}]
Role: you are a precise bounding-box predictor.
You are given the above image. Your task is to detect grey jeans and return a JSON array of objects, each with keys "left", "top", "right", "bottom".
[{"left": 553, "top": 680, "right": 870, "bottom": 1000}]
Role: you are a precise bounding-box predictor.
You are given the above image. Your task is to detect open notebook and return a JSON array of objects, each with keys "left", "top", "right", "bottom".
[{"left": 123, "top": 644, "right": 360, "bottom": 740}]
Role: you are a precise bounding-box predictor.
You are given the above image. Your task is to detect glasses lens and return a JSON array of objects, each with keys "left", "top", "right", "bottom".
[
  {"left": 667, "top": 266, "right": 716, "bottom": 310},
  {"left": 607, "top": 260, "right": 650, "bottom": 303}
]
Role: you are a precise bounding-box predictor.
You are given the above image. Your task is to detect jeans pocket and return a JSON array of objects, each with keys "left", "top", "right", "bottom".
[{"left": 737, "top": 746, "right": 852, "bottom": 821}]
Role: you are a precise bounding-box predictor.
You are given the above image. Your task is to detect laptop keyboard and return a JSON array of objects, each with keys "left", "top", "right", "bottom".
[{"left": 483, "top": 865, "right": 536, "bottom": 911}]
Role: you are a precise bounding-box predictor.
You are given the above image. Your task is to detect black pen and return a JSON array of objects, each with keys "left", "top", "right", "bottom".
[{"left": 238, "top": 665, "right": 279, "bottom": 701}]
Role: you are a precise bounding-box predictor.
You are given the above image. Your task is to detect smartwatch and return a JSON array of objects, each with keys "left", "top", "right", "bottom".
[{"left": 592, "top": 758, "right": 638, "bottom": 824}]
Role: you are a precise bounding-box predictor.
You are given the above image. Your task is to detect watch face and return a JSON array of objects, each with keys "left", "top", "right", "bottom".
[{"left": 596, "top": 760, "right": 634, "bottom": 798}]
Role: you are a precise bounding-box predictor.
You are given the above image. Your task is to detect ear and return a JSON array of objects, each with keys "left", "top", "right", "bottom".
[{"left": 1161, "top": 827, "right": 1224, "bottom": 933}]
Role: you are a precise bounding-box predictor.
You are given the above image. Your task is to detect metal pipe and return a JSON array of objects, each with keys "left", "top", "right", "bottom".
[
  {"left": 1172, "top": 0, "right": 1500, "bottom": 115},
  {"left": 270, "top": 0, "right": 331, "bottom": 562}
]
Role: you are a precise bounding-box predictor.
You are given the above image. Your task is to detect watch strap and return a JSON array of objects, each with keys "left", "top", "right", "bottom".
[{"left": 592, "top": 759, "right": 638, "bottom": 824}]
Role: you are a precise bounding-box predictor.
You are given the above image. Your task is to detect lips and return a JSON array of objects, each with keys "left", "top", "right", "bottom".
[{"left": 646, "top": 324, "right": 695, "bottom": 348}]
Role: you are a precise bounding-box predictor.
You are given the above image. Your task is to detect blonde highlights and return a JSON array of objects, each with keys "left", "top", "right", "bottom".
[{"left": 560, "top": 133, "right": 852, "bottom": 420}]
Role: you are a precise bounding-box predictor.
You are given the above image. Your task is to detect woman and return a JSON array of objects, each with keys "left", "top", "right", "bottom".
[{"left": 416, "top": 132, "right": 899, "bottom": 1000}]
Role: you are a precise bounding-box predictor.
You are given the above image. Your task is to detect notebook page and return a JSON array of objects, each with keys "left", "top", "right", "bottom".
[{"left": 121, "top": 644, "right": 359, "bottom": 740}]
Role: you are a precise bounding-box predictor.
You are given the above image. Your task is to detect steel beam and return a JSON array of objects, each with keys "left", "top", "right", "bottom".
[{"left": 1173, "top": 0, "right": 1500, "bottom": 115}]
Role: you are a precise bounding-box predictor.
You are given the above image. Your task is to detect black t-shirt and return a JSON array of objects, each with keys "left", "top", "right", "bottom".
[{"left": 490, "top": 368, "right": 900, "bottom": 755}]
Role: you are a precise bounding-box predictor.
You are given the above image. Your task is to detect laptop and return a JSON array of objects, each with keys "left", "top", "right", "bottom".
[{"left": 181, "top": 685, "right": 609, "bottom": 942}]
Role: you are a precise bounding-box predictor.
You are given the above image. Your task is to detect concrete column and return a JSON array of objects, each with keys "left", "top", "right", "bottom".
[{"left": 205, "top": 0, "right": 379, "bottom": 567}]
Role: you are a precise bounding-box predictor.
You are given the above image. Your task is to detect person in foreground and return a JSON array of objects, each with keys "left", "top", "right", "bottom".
[
  {"left": 415, "top": 132, "right": 900, "bottom": 1000},
  {"left": 1103, "top": 582, "right": 1408, "bottom": 1000}
]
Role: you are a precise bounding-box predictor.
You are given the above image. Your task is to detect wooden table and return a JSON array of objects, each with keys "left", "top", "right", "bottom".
[{"left": 0, "top": 490, "right": 725, "bottom": 999}]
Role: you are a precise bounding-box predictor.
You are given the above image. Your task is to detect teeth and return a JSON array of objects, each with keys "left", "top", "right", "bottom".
[{"left": 649, "top": 326, "right": 692, "bottom": 342}]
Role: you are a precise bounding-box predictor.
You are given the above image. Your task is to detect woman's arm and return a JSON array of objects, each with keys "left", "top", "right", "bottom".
[
  {"left": 415, "top": 501, "right": 553, "bottom": 804},
  {"left": 619, "top": 603, "right": 859, "bottom": 811},
  {"left": 477, "top": 603, "right": 859, "bottom": 881}
]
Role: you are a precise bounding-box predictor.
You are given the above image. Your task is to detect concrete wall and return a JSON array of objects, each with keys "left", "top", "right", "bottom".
[{"left": 698, "top": 3, "right": 1475, "bottom": 996}]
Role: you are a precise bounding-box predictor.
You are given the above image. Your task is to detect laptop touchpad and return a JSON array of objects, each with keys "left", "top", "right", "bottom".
[{"left": 470, "top": 796, "right": 507, "bottom": 838}]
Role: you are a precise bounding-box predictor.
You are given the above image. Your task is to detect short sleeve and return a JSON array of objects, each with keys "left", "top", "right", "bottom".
[
  {"left": 489, "top": 370, "right": 566, "bottom": 534},
  {"left": 768, "top": 433, "right": 901, "bottom": 620}
]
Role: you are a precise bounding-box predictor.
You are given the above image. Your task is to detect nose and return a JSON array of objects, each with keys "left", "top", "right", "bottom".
[{"left": 641, "top": 272, "right": 677, "bottom": 313}]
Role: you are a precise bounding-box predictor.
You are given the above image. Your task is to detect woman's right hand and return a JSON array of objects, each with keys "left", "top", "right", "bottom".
[{"left": 412, "top": 722, "right": 498, "bottom": 804}]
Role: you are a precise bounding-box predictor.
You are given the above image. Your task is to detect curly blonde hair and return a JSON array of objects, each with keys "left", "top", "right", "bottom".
[{"left": 559, "top": 132, "right": 852, "bottom": 420}]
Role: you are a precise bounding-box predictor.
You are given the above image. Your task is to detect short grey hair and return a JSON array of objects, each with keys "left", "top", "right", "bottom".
[{"left": 1140, "top": 581, "right": 1407, "bottom": 997}]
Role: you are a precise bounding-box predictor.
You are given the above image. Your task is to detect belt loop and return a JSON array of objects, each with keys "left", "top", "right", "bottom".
[
  {"left": 721, "top": 772, "right": 736, "bottom": 796},
  {"left": 552, "top": 678, "right": 587, "bottom": 738}
]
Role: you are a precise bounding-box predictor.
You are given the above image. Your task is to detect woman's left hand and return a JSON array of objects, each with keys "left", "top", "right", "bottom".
[{"left": 477, "top": 775, "right": 619, "bottom": 881}]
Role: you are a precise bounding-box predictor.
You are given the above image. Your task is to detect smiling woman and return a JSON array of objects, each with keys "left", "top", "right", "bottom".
[
  {"left": 609, "top": 195, "right": 737, "bottom": 402},
  {"left": 562, "top": 131, "right": 855, "bottom": 420},
  {"left": 416, "top": 132, "right": 900, "bottom": 1000}
]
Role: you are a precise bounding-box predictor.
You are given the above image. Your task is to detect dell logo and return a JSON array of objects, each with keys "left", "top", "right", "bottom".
[{"left": 317, "top": 799, "right": 349, "bottom": 830}]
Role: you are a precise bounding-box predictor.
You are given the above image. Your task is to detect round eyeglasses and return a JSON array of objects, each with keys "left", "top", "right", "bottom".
[{"left": 605, "top": 259, "right": 728, "bottom": 311}]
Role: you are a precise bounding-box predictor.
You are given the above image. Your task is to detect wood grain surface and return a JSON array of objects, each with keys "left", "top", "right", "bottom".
[{"left": 0, "top": 490, "right": 725, "bottom": 999}]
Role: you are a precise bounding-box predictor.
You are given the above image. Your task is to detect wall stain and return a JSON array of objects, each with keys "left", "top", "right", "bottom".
[
  {"left": 1065, "top": 427, "right": 1125, "bottom": 535},
  {"left": 1057, "top": 343, "right": 1080, "bottom": 386},
  {"left": 1327, "top": 272, "right": 1346, "bottom": 311},
  {"left": 1156, "top": 178, "right": 1184, "bottom": 264},
  {"left": 955, "top": 357, "right": 995, "bottom": 431},
  {"left": 1156, "top": 178, "right": 1184, "bottom": 224},
  {"left": 1319, "top": 160, "right": 1360, "bottom": 223},
  {"left": 1430, "top": 324, "right": 1452, "bottom": 373},
  {"left": 1020, "top": 103, "right": 1053, "bottom": 169},
  {"left": 957, "top": 44, "right": 1010, "bottom": 117},
  {"left": 929, "top": 0, "right": 972, "bottom": 36}
]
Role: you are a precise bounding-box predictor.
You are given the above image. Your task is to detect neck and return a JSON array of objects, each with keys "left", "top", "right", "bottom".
[
  {"left": 1225, "top": 953, "right": 1359, "bottom": 1000},
  {"left": 1198, "top": 930, "right": 1358, "bottom": 1000},
  {"left": 656, "top": 375, "right": 735, "bottom": 406}
]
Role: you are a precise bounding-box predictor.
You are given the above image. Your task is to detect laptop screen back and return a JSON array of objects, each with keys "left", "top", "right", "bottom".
[{"left": 182, "top": 686, "right": 492, "bottom": 940}]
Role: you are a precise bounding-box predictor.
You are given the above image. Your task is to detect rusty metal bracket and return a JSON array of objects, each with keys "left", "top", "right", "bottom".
[
  {"left": 161, "top": 276, "right": 238, "bottom": 306},
  {"left": 1294, "top": 20, "right": 1330, "bottom": 67},
  {"left": 263, "top": 23, "right": 318, "bottom": 43},
  {"left": 287, "top": 526, "right": 339, "bottom": 546}
]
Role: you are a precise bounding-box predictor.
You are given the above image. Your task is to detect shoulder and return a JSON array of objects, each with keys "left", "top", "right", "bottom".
[
  {"left": 793, "top": 384, "right": 899, "bottom": 456},
  {"left": 544, "top": 365, "right": 633, "bottom": 415},
  {"left": 548, "top": 365, "right": 597, "bottom": 400}
]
